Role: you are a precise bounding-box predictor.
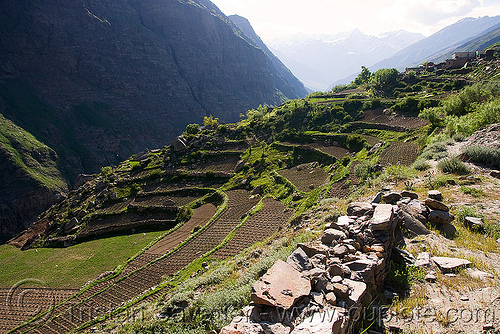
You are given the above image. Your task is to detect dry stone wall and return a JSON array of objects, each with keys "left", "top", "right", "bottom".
[{"left": 220, "top": 189, "right": 459, "bottom": 334}]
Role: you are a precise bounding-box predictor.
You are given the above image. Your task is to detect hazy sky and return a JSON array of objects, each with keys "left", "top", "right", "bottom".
[{"left": 210, "top": 0, "right": 500, "bottom": 40}]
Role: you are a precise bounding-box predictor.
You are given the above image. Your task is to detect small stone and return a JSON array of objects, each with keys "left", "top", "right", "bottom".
[
  {"left": 331, "top": 276, "right": 343, "bottom": 283},
  {"left": 425, "top": 274, "right": 437, "bottom": 283},
  {"left": 372, "top": 191, "right": 385, "bottom": 204},
  {"left": 370, "top": 204, "right": 394, "bottom": 230},
  {"left": 382, "top": 192, "right": 402, "bottom": 204},
  {"left": 332, "top": 283, "right": 350, "bottom": 298},
  {"left": 464, "top": 217, "right": 484, "bottom": 230},
  {"left": 384, "top": 290, "right": 399, "bottom": 301},
  {"left": 321, "top": 229, "right": 347, "bottom": 244},
  {"left": 332, "top": 244, "right": 349, "bottom": 257},
  {"left": 442, "top": 223, "right": 457, "bottom": 239},
  {"left": 415, "top": 252, "right": 431, "bottom": 268},
  {"left": 460, "top": 296, "right": 469, "bottom": 301},
  {"left": 490, "top": 170, "right": 500, "bottom": 179},
  {"left": 467, "top": 268, "right": 494, "bottom": 280},
  {"left": 425, "top": 198, "right": 449, "bottom": 212},
  {"left": 347, "top": 202, "right": 373, "bottom": 217},
  {"left": 428, "top": 190, "right": 443, "bottom": 201},
  {"left": 328, "top": 264, "right": 344, "bottom": 277},
  {"left": 326, "top": 292, "right": 337, "bottom": 305},
  {"left": 287, "top": 248, "right": 314, "bottom": 272},
  {"left": 401, "top": 191, "right": 418, "bottom": 200}
]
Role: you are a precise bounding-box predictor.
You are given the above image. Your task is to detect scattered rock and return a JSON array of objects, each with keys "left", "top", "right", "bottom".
[
  {"left": 424, "top": 198, "right": 449, "bottom": 212},
  {"left": 343, "top": 279, "right": 367, "bottom": 306},
  {"left": 401, "top": 191, "right": 418, "bottom": 200},
  {"left": 325, "top": 292, "right": 337, "bottom": 305},
  {"left": 428, "top": 210, "right": 455, "bottom": 225},
  {"left": 441, "top": 223, "right": 457, "bottom": 239},
  {"left": 235, "top": 160, "right": 245, "bottom": 172},
  {"left": 171, "top": 135, "right": 187, "bottom": 152},
  {"left": 372, "top": 191, "right": 385, "bottom": 204},
  {"left": 490, "top": 170, "right": 500, "bottom": 179},
  {"left": 415, "top": 252, "right": 431, "bottom": 268},
  {"left": 427, "top": 190, "right": 443, "bottom": 201},
  {"left": 425, "top": 274, "right": 437, "bottom": 283},
  {"left": 332, "top": 244, "right": 349, "bottom": 257},
  {"left": 467, "top": 268, "right": 494, "bottom": 280},
  {"left": 432, "top": 256, "right": 472, "bottom": 274},
  {"left": 298, "top": 242, "right": 329, "bottom": 258},
  {"left": 398, "top": 205, "right": 431, "bottom": 235},
  {"left": 464, "top": 216, "right": 484, "bottom": 230},
  {"left": 251, "top": 260, "right": 311, "bottom": 310}
]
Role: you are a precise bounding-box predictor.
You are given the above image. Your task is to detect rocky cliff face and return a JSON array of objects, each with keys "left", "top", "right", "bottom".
[{"left": 0, "top": 0, "right": 304, "bottom": 239}]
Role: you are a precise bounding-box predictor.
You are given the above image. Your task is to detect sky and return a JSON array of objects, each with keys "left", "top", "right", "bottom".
[{"left": 210, "top": 0, "right": 500, "bottom": 41}]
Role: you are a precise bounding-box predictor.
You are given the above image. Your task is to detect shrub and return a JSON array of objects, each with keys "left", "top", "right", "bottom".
[
  {"left": 419, "top": 107, "right": 444, "bottom": 127},
  {"left": 353, "top": 160, "right": 373, "bottom": 181},
  {"left": 420, "top": 141, "right": 449, "bottom": 160},
  {"left": 437, "top": 157, "right": 469, "bottom": 175},
  {"left": 412, "top": 158, "right": 430, "bottom": 171},
  {"left": 185, "top": 123, "right": 200, "bottom": 135},
  {"left": 462, "top": 145, "right": 500, "bottom": 169}
]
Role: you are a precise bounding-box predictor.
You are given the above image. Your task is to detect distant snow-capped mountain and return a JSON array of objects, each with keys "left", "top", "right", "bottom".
[{"left": 267, "top": 29, "right": 424, "bottom": 91}]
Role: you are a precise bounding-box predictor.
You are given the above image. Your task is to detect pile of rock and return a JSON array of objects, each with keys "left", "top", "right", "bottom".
[
  {"left": 221, "top": 197, "right": 403, "bottom": 334},
  {"left": 220, "top": 189, "right": 467, "bottom": 333}
]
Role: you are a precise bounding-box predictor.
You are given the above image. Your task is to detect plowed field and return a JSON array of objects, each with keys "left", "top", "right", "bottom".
[
  {"left": 278, "top": 164, "right": 330, "bottom": 192},
  {"left": 379, "top": 142, "right": 420, "bottom": 166}
]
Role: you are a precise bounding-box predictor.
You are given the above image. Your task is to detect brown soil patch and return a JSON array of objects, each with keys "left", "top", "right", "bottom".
[
  {"left": 278, "top": 163, "right": 330, "bottom": 192},
  {"left": 360, "top": 109, "right": 429, "bottom": 130},
  {"left": 147, "top": 203, "right": 216, "bottom": 255},
  {"left": 379, "top": 141, "right": 420, "bottom": 166}
]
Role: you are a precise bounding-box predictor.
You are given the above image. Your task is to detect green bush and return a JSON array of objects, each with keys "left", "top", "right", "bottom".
[
  {"left": 462, "top": 145, "right": 500, "bottom": 168},
  {"left": 419, "top": 107, "right": 445, "bottom": 127},
  {"left": 437, "top": 157, "right": 469, "bottom": 175},
  {"left": 185, "top": 123, "right": 200, "bottom": 135},
  {"left": 412, "top": 158, "right": 430, "bottom": 171},
  {"left": 420, "top": 141, "right": 450, "bottom": 160}
]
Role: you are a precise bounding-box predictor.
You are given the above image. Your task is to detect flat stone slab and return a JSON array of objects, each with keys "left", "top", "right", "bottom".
[
  {"left": 370, "top": 204, "right": 394, "bottom": 230},
  {"left": 425, "top": 198, "right": 449, "bottom": 212},
  {"left": 251, "top": 260, "right": 311, "bottom": 310},
  {"left": 432, "top": 256, "right": 472, "bottom": 273},
  {"left": 415, "top": 252, "right": 431, "bottom": 267},
  {"left": 347, "top": 202, "right": 373, "bottom": 217}
]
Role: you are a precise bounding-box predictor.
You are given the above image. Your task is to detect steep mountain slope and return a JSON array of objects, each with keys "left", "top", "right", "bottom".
[
  {"left": 0, "top": 0, "right": 305, "bottom": 239},
  {"left": 268, "top": 29, "right": 424, "bottom": 90},
  {"left": 428, "top": 25, "right": 500, "bottom": 64},
  {"left": 228, "top": 15, "right": 309, "bottom": 96},
  {"left": 371, "top": 16, "right": 500, "bottom": 71}
]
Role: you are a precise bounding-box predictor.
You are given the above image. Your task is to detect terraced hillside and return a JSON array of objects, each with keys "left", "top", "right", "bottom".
[{"left": 5, "top": 66, "right": 482, "bottom": 332}]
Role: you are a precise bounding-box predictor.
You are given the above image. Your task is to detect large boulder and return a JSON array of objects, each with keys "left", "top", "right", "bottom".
[
  {"left": 251, "top": 260, "right": 311, "bottom": 310},
  {"left": 428, "top": 210, "right": 455, "bottom": 225},
  {"left": 424, "top": 198, "right": 449, "bottom": 212}
]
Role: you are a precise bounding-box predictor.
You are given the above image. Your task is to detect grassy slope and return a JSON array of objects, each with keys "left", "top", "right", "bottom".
[
  {"left": 0, "top": 113, "right": 66, "bottom": 191},
  {"left": 0, "top": 231, "right": 164, "bottom": 288}
]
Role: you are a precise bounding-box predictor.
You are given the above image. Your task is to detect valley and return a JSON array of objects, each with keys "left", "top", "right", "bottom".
[{"left": 2, "top": 49, "right": 500, "bottom": 333}]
